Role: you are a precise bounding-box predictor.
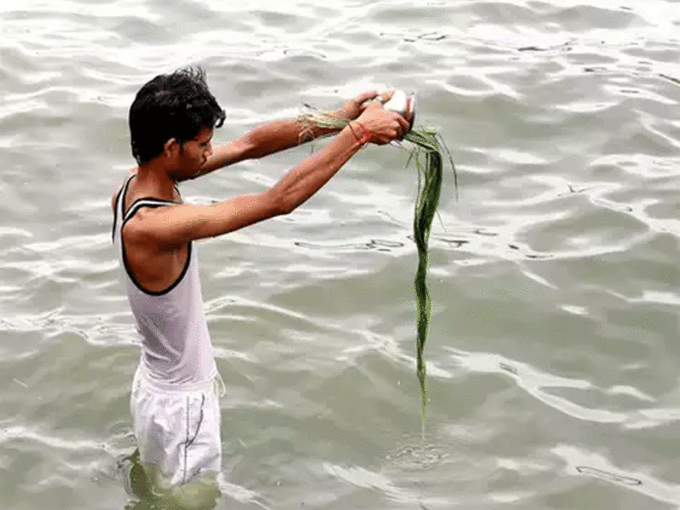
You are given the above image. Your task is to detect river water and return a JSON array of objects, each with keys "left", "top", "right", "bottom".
[{"left": 2, "top": 1, "right": 680, "bottom": 509}]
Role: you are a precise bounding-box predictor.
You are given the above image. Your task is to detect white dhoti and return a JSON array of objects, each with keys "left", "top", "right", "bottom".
[{"left": 130, "top": 363, "right": 223, "bottom": 491}]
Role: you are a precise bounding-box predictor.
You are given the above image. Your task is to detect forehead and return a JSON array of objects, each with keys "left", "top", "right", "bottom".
[{"left": 192, "top": 125, "right": 214, "bottom": 142}]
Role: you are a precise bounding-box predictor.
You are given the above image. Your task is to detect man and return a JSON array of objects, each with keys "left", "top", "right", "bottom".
[{"left": 112, "top": 67, "right": 409, "bottom": 495}]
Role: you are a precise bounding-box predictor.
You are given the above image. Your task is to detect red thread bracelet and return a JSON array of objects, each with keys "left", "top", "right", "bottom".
[{"left": 356, "top": 122, "right": 371, "bottom": 145}]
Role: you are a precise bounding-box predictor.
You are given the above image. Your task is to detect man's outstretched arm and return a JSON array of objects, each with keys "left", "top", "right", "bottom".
[{"left": 196, "top": 90, "right": 382, "bottom": 177}]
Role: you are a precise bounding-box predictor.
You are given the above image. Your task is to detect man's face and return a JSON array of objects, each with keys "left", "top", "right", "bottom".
[{"left": 178, "top": 125, "right": 214, "bottom": 178}]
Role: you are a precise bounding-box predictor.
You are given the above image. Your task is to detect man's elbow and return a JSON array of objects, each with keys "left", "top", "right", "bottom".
[
  {"left": 266, "top": 187, "right": 297, "bottom": 217},
  {"left": 235, "top": 135, "right": 262, "bottom": 161}
]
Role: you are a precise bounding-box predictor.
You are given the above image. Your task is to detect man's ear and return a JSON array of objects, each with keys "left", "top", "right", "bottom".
[{"left": 163, "top": 138, "right": 179, "bottom": 158}]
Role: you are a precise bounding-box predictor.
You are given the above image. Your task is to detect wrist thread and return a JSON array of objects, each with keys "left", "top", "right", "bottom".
[{"left": 349, "top": 121, "right": 371, "bottom": 146}]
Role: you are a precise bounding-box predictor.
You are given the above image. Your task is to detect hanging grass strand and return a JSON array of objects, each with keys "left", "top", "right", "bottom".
[{"left": 408, "top": 129, "right": 445, "bottom": 421}]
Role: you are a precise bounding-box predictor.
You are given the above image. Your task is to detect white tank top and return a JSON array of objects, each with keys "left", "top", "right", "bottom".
[{"left": 113, "top": 175, "right": 217, "bottom": 387}]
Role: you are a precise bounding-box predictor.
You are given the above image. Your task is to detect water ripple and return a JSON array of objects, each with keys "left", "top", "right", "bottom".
[{"left": 3, "top": 0, "right": 680, "bottom": 508}]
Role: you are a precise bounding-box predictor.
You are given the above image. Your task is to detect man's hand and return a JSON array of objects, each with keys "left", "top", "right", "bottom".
[
  {"left": 353, "top": 100, "right": 410, "bottom": 145},
  {"left": 333, "top": 90, "right": 395, "bottom": 121}
]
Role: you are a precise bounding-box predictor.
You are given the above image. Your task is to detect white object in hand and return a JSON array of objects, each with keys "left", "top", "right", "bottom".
[{"left": 382, "top": 89, "right": 416, "bottom": 131}]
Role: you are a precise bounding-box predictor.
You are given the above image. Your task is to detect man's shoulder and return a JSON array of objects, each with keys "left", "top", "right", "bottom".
[{"left": 121, "top": 201, "right": 191, "bottom": 254}]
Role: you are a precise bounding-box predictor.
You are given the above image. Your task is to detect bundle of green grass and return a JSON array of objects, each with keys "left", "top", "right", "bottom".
[{"left": 302, "top": 92, "right": 457, "bottom": 420}]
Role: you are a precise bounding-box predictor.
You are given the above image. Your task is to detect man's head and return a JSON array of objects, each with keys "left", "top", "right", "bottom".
[{"left": 129, "top": 66, "right": 226, "bottom": 165}]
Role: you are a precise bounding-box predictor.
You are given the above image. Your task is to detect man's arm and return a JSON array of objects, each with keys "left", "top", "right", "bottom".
[
  {"left": 124, "top": 104, "right": 408, "bottom": 248},
  {"left": 195, "top": 90, "right": 381, "bottom": 177}
]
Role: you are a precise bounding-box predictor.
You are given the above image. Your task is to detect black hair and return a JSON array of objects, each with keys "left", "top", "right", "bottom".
[{"left": 128, "top": 66, "right": 226, "bottom": 164}]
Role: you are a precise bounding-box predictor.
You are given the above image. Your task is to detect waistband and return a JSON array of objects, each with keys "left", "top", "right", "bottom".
[{"left": 135, "top": 362, "right": 226, "bottom": 397}]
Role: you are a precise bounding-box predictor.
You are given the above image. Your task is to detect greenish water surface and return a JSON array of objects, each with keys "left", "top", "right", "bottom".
[{"left": 2, "top": 1, "right": 680, "bottom": 509}]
